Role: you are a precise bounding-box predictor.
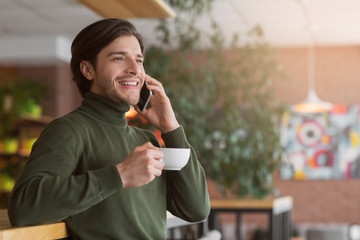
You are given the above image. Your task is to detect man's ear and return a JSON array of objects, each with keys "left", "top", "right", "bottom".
[{"left": 80, "top": 61, "right": 95, "bottom": 80}]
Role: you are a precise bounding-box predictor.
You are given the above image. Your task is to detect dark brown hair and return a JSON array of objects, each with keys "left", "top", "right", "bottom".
[{"left": 70, "top": 18, "right": 144, "bottom": 97}]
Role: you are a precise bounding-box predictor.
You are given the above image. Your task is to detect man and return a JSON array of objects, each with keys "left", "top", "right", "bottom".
[{"left": 8, "top": 18, "right": 210, "bottom": 239}]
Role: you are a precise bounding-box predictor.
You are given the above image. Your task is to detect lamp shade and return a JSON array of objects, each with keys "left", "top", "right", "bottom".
[
  {"left": 125, "top": 106, "right": 138, "bottom": 118},
  {"left": 293, "top": 88, "right": 332, "bottom": 113}
]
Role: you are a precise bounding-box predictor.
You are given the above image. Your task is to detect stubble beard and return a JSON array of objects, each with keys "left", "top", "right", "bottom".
[{"left": 100, "top": 78, "right": 139, "bottom": 106}]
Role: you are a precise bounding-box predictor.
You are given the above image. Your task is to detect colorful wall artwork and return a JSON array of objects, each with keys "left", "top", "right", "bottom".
[{"left": 280, "top": 104, "right": 360, "bottom": 180}]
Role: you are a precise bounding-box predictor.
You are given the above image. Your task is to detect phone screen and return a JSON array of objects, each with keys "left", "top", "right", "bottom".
[{"left": 137, "top": 82, "right": 152, "bottom": 112}]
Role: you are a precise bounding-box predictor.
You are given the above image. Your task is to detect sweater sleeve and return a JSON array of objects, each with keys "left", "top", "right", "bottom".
[
  {"left": 7, "top": 120, "right": 123, "bottom": 226},
  {"left": 162, "top": 126, "right": 210, "bottom": 222}
]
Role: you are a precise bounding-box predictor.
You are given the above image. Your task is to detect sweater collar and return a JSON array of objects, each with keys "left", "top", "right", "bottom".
[{"left": 80, "top": 92, "right": 130, "bottom": 125}]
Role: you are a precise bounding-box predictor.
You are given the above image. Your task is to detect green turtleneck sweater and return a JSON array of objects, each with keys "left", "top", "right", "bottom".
[{"left": 8, "top": 93, "right": 210, "bottom": 240}]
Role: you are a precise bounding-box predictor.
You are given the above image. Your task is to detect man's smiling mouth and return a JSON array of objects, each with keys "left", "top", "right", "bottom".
[{"left": 119, "top": 81, "right": 138, "bottom": 86}]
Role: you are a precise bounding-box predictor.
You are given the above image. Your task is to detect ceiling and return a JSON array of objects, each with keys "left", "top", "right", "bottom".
[{"left": 1, "top": 0, "right": 360, "bottom": 64}]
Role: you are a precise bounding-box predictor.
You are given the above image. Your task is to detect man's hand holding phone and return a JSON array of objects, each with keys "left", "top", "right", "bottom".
[{"left": 135, "top": 74, "right": 180, "bottom": 133}]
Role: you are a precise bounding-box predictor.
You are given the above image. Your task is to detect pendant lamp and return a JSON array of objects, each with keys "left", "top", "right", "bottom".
[
  {"left": 125, "top": 106, "right": 138, "bottom": 118},
  {"left": 293, "top": 41, "right": 332, "bottom": 113},
  {"left": 293, "top": 0, "right": 333, "bottom": 113}
]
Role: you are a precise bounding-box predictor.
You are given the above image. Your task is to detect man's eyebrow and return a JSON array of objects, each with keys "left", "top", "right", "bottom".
[{"left": 107, "top": 51, "right": 144, "bottom": 59}]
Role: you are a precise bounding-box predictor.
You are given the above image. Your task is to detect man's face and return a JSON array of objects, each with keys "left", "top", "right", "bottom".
[{"left": 89, "top": 35, "right": 145, "bottom": 105}]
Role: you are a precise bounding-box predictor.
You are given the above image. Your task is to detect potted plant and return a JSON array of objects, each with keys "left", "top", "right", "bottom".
[
  {"left": 143, "top": 0, "right": 285, "bottom": 199},
  {"left": 0, "top": 70, "right": 43, "bottom": 153}
]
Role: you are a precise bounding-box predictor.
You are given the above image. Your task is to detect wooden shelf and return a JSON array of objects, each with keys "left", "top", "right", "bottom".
[
  {"left": 78, "top": 0, "right": 176, "bottom": 19},
  {"left": 210, "top": 196, "right": 293, "bottom": 212},
  {"left": 0, "top": 189, "right": 11, "bottom": 195},
  {"left": 20, "top": 115, "right": 53, "bottom": 126},
  {"left": 0, "top": 153, "right": 28, "bottom": 158}
]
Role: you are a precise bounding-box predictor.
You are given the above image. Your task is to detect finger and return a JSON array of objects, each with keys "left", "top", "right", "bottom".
[
  {"left": 145, "top": 74, "right": 163, "bottom": 88},
  {"left": 144, "top": 75, "right": 167, "bottom": 100},
  {"left": 133, "top": 104, "right": 140, "bottom": 112},
  {"left": 151, "top": 165, "right": 163, "bottom": 177},
  {"left": 134, "top": 104, "right": 146, "bottom": 115},
  {"left": 146, "top": 84, "right": 166, "bottom": 97},
  {"left": 143, "top": 160, "right": 163, "bottom": 177},
  {"left": 143, "top": 148, "right": 164, "bottom": 161},
  {"left": 151, "top": 158, "right": 164, "bottom": 170},
  {"left": 152, "top": 149, "right": 164, "bottom": 160}
]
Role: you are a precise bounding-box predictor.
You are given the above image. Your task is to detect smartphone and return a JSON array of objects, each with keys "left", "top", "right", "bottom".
[{"left": 137, "top": 82, "right": 152, "bottom": 112}]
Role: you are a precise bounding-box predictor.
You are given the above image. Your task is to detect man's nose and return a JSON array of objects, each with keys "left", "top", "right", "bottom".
[{"left": 126, "top": 59, "right": 141, "bottom": 76}]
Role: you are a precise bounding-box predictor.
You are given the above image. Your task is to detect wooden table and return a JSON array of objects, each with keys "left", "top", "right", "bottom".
[
  {"left": 167, "top": 211, "right": 206, "bottom": 238},
  {"left": 0, "top": 209, "right": 201, "bottom": 240},
  {"left": 209, "top": 196, "right": 293, "bottom": 240},
  {"left": 0, "top": 209, "right": 68, "bottom": 240}
]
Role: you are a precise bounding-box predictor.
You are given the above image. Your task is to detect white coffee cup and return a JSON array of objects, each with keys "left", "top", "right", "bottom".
[{"left": 160, "top": 148, "right": 190, "bottom": 170}]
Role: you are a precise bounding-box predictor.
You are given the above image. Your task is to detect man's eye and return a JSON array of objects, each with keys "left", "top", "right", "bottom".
[
  {"left": 137, "top": 59, "right": 143, "bottom": 64},
  {"left": 114, "top": 57, "right": 125, "bottom": 61}
]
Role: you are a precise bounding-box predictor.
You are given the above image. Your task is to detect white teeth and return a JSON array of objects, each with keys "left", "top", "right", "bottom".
[{"left": 120, "top": 82, "right": 137, "bottom": 86}]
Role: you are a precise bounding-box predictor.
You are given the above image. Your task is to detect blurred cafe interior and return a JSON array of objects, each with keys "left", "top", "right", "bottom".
[{"left": 1, "top": 0, "right": 360, "bottom": 240}]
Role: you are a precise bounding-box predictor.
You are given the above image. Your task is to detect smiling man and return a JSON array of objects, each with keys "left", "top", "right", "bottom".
[{"left": 8, "top": 19, "right": 210, "bottom": 240}]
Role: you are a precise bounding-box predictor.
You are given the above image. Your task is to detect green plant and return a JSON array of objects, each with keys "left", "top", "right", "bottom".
[
  {"left": 143, "top": 0, "right": 285, "bottom": 198},
  {"left": 0, "top": 70, "right": 44, "bottom": 139}
]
